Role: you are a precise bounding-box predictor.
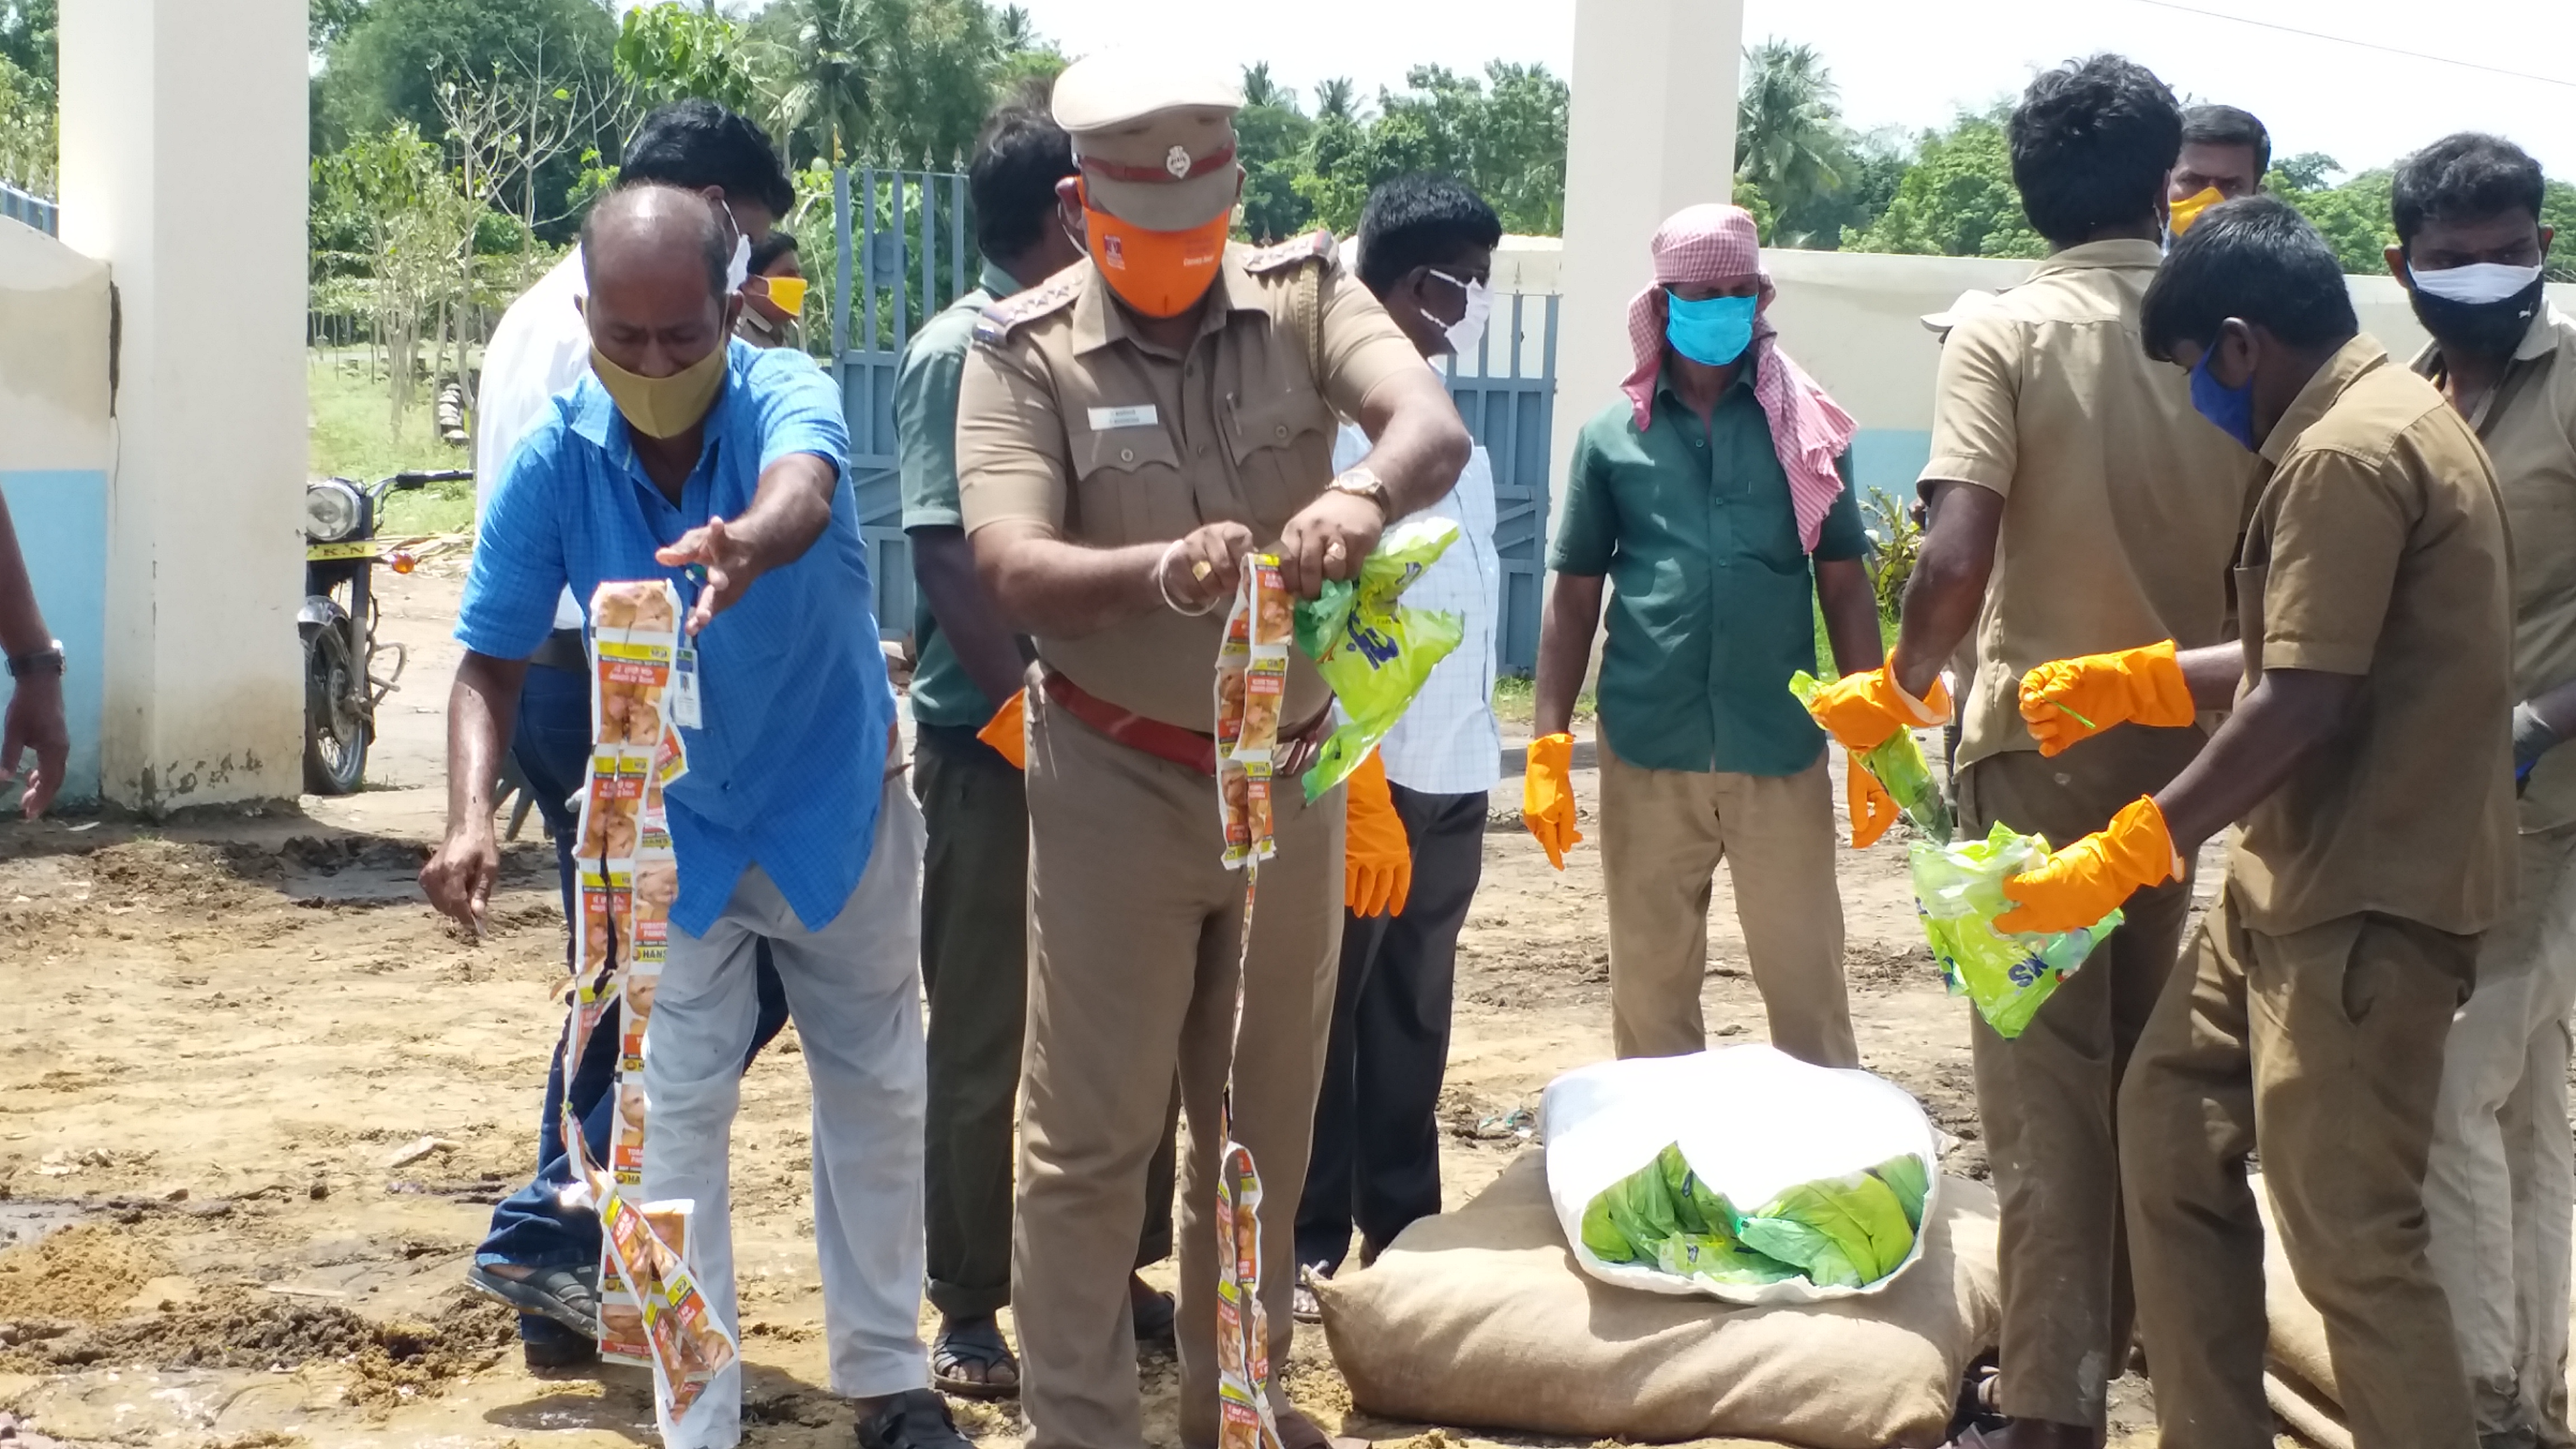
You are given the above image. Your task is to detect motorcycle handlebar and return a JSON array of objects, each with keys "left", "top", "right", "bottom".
[{"left": 385, "top": 468, "right": 475, "bottom": 490}]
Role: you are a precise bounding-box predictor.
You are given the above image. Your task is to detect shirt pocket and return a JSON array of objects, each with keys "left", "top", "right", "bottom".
[
  {"left": 1224, "top": 390, "right": 1335, "bottom": 537},
  {"left": 1069, "top": 422, "right": 1196, "bottom": 546}
]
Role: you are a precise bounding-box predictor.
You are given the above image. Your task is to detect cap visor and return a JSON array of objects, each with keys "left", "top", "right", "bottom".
[{"left": 1087, "top": 168, "right": 1235, "bottom": 233}]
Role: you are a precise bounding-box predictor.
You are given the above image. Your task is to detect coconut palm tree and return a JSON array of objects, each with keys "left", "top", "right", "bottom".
[
  {"left": 1314, "top": 75, "right": 1357, "bottom": 123},
  {"left": 1240, "top": 61, "right": 1292, "bottom": 113},
  {"left": 771, "top": 0, "right": 874, "bottom": 167},
  {"left": 1735, "top": 39, "right": 1848, "bottom": 245}
]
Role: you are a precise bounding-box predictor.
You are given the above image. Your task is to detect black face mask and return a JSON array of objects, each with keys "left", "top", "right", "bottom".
[{"left": 2408, "top": 271, "right": 2546, "bottom": 362}]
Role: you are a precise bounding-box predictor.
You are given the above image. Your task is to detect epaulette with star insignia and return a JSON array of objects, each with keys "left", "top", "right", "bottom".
[
  {"left": 973, "top": 272, "right": 1082, "bottom": 345},
  {"left": 1242, "top": 229, "right": 1339, "bottom": 276}
]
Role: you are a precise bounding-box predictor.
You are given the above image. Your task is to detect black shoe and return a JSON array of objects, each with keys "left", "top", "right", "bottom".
[
  {"left": 467, "top": 1262, "right": 603, "bottom": 1338},
  {"left": 521, "top": 1330, "right": 600, "bottom": 1370},
  {"left": 855, "top": 1388, "right": 970, "bottom": 1449}
]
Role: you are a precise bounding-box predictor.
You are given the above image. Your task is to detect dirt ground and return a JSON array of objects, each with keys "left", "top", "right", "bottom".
[{"left": 0, "top": 563, "right": 2220, "bottom": 1449}]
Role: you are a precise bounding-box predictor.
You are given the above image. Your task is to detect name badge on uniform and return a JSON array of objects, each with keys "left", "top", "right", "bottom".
[
  {"left": 670, "top": 643, "right": 703, "bottom": 730},
  {"left": 1087, "top": 405, "right": 1159, "bottom": 430}
]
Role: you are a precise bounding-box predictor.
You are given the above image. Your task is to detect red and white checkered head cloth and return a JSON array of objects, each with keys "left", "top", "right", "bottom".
[{"left": 1620, "top": 203, "right": 1858, "bottom": 552}]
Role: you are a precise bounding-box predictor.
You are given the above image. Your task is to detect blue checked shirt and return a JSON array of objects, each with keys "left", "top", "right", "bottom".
[{"left": 456, "top": 339, "right": 898, "bottom": 937}]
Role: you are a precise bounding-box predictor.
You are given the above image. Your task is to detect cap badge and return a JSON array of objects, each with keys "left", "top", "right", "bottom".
[{"left": 1165, "top": 145, "right": 1192, "bottom": 179}]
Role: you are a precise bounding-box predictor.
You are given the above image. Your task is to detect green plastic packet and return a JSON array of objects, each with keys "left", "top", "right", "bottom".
[
  {"left": 1911, "top": 821, "right": 2125, "bottom": 1038},
  {"left": 1734, "top": 1163, "right": 1921, "bottom": 1288},
  {"left": 1292, "top": 518, "right": 1465, "bottom": 799},
  {"left": 1653, "top": 1233, "right": 1806, "bottom": 1286},
  {"left": 1787, "top": 671, "right": 1953, "bottom": 845}
]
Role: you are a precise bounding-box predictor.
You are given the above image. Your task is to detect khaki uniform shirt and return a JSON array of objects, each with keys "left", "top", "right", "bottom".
[
  {"left": 1920, "top": 239, "right": 2258, "bottom": 771},
  {"left": 2411, "top": 305, "right": 2576, "bottom": 833},
  {"left": 955, "top": 235, "right": 1422, "bottom": 729},
  {"left": 2229, "top": 336, "right": 2516, "bottom": 937}
]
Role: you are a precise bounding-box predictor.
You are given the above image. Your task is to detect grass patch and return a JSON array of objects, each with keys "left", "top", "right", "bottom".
[
  {"left": 307, "top": 355, "right": 476, "bottom": 537},
  {"left": 1490, "top": 675, "right": 1592, "bottom": 727}
]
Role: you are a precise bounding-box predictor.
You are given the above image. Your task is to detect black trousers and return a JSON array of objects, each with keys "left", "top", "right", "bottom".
[{"left": 1296, "top": 783, "right": 1489, "bottom": 1272}]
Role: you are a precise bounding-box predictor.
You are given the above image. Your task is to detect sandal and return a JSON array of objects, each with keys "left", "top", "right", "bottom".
[
  {"left": 467, "top": 1262, "right": 601, "bottom": 1338},
  {"left": 930, "top": 1316, "right": 1020, "bottom": 1400},
  {"left": 856, "top": 1388, "right": 971, "bottom": 1449},
  {"left": 1292, "top": 1263, "right": 1329, "bottom": 1324}
]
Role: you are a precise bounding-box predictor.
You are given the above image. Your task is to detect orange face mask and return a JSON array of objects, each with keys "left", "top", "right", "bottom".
[{"left": 1083, "top": 190, "right": 1230, "bottom": 318}]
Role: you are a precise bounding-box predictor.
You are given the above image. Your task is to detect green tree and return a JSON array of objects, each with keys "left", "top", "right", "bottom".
[
  {"left": 2272, "top": 168, "right": 2395, "bottom": 274},
  {"left": 322, "top": 0, "right": 618, "bottom": 141},
  {"left": 0, "top": 0, "right": 52, "bottom": 104},
  {"left": 1313, "top": 76, "right": 1357, "bottom": 124},
  {"left": 863, "top": 0, "right": 1005, "bottom": 169},
  {"left": 614, "top": 2, "right": 766, "bottom": 119},
  {"left": 770, "top": 0, "right": 874, "bottom": 165},
  {"left": 1735, "top": 40, "right": 1845, "bottom": 245},
  {"left": 1237, "top": 64, "right": 1315, "bottom": 242},
  {"left": 1843, "top": 108, "right": 2044, "bottom": 259},
  {"left": 0, "top": 51, "right": 52, "bottom": 193},
  {"left": 2270, "top": 151, "right": 2338, "bottom": 192}
]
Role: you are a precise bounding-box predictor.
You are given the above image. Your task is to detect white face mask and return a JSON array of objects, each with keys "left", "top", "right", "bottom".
[
  {"left": 1429, "top": 269, "right": 1493, "bottom": 358},
  {"left": 2410, "top": 261, "right": 2544, "bottom": 305},
  {"left": 719, "top": 201, "right": 752, "bottom": 295}
]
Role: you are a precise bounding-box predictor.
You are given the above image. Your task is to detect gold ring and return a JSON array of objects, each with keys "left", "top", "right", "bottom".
[{"left": 1191, "top": 560, "right": 1213, "bottom": 581}]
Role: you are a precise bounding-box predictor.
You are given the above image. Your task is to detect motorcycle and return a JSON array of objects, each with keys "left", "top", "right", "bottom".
[{"left": 301, "top": 469, "right": 471, "bottom": 795}]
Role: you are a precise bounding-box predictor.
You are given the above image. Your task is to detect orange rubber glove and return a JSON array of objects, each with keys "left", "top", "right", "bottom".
[
  {"left": 1344, "top": 749, "right": 1411, "bottom": 917},
  {"left": 977, "top": 689, "right": 1027, "bottom": 770},
  {"left": 2018, "top": 640, "right": 2196, "bottom": 757},
  {"left": 1806, "top": 658, "right": 1953, "bottom": 754},
  {"left": 1847, "top": 761, "right": 1901, "bottom": 849},
  {"left": 1996, "top": 795, "right": 2184, "bottom": 935},
  {"left": 1523, "top": 732, "right": 1582, "bottom": 870}
]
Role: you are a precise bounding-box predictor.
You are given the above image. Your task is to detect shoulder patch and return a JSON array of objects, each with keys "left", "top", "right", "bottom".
[
  {"left": 973, "top": 273, "right": 1082, "bottom": 345},
  {"left": 1242, "top": 228, "right": 1339, "bottom": 276}
]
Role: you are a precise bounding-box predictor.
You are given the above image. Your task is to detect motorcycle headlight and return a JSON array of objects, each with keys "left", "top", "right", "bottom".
[{"left": 305, "top": 480, "right": 363, "bottom": 543}]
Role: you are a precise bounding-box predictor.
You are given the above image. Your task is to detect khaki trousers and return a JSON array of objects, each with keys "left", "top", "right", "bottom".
[
  {"left": 2428, "top": 826, "right": 2576, "bottom": 1447},
  {"left": 1596, "top": 740, "right": 1854, "bottom": 1067},
  {"left": 2123, "top": 882, "right": 2478, "bottom": 1449},
  {"left": 1014, "top": 687, "right": 1343, "bottom": 1449},
  {"left": 1954, "top": 729, "right": 2203, "bottom": 1428}
]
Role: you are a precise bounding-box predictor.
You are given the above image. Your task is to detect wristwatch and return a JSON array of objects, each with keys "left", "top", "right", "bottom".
[
  {"left": 1325, "top": 466, "right": 1392, "bottom": 518},
  {"left": 6, "top": 640, "right": 64, "bottom": 679}
]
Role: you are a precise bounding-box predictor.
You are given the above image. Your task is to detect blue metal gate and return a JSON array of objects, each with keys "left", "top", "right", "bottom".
[
  {"left": 1443, "top": 294, "right": 1557, "bottom": 676},
  {"left": 830, "top": 171, "right": 1561, "bottom": 673},
  {"left": 1, "top": 181, "right": 57, "bottom": 236},
  {"left": 831, "top": 167, "right": 979, "bottom": 642}
]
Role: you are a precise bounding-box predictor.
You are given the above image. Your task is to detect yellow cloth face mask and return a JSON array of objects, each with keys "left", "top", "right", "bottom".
[
  {"left": 761, "top": 276, "right": 809, "bottom": 314},
  {"left": 591, "top": 344, "right": 728, "bottom": 440},
  {"left": 2169, "top": 186, "right": 2224, "bottom": 236}
]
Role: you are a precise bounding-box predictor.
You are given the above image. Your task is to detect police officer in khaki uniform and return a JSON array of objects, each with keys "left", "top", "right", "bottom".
[{"left": 953, "top": 51, "right": 1471, "bottom": 1449}]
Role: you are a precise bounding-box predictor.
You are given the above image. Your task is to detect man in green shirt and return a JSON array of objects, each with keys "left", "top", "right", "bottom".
[
  {"left": 892, "top": 89, "right": 1175, "bottom": 1398},
  {"left": 1523, "top": 203, "right": 1883, "bottom": 1068}
]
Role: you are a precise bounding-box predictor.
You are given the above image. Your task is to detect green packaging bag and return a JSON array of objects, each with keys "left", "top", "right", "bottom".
[
  {"left": 1787, "top": 671, "right": 1952, "bottom": 844},
  {"left": 1292, "top": 517, "right": 1465, "bottom": 798},
  {"left": 1579, "top": 1141, "right": 1930, "bottom": 1292},
  {"left": 1911, "top": 822, "right": 2124, "bottom": 1038}
]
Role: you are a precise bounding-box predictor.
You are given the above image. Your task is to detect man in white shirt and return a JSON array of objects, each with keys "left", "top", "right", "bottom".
[
  {"left": 1295, "top": 175, "right": 1504, "bottom": 1308},
  {"left": 465, "top": 99, "right": 801, "bottom": 1370}
]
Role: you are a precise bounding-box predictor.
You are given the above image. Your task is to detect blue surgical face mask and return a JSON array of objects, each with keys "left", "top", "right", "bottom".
[
  {"left": 2189, "top": 346, "right": 2260, "bottom": 452},
  {"left": 1665, "top": 291, "right": 1758, "bottom": 367}
]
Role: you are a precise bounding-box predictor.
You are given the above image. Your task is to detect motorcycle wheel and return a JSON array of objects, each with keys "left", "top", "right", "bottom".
[{"left": 303, "top": 625, "right": 370, "bottom": 795}]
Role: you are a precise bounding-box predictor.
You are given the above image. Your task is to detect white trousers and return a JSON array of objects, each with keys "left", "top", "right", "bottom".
[
  {"left": 642, "top": 792, "right": 931, "bottom": 1449},
  {"left": 2428, "top": 825, "right": 2576, "bottom": 1449}
]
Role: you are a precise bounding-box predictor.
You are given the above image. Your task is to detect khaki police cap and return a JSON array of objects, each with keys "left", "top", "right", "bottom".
[{"left": 1053, "top": 50, "right": 1243, "bottom": 231}]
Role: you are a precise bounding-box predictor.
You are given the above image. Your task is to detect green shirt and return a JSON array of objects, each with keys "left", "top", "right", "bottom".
[
  {"left": 1550, "top": 365, "right": 1866, "bottom": 776},
  {"left": 897, "top": 262, "right": 1022, "bottom": 730}
]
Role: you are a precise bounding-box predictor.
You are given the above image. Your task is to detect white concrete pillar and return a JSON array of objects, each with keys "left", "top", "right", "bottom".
[
  {"left": 58, "top": 0, "right": 309, "bottom": 812},
  {"left": 1550, "top": 0, "right": 1746, "bottom": 506}
]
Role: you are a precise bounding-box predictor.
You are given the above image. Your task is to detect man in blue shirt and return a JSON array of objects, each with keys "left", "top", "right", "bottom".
[{"left": 423, "top": 185, "right": 962, "bottom": 1449}]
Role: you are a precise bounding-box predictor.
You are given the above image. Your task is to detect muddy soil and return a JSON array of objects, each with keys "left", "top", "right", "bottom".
[{"left": 0, "top": 564, "right": 2232, "bottom": 1448}]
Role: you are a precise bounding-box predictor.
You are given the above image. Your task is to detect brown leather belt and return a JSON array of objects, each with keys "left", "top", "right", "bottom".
[
  {"left": 1041, "top": 669, "right": 1220, "bottom": 775},
  {"left": 1040, "top": 668, "right": 1334, "bottom": 779}
]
